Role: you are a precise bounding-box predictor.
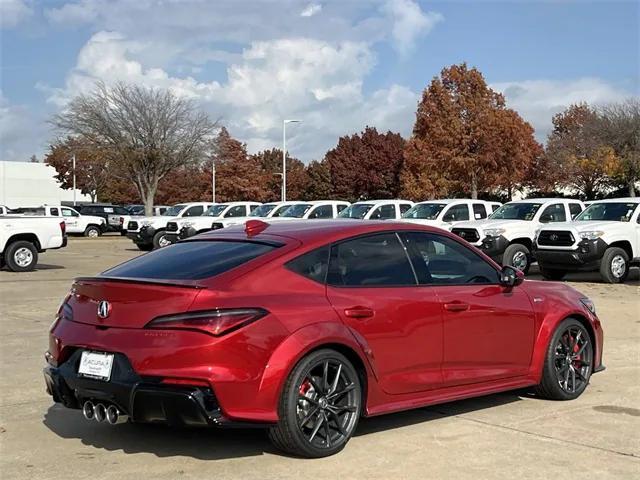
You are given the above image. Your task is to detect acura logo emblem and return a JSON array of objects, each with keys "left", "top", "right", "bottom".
[{"left": 97, "top": 300, "right": 111, "bottom": 319}]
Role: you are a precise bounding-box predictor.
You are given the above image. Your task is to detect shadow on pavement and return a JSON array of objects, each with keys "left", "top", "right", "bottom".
[{"left": 43, "top": 392, "right": 526, "bottom": 460}]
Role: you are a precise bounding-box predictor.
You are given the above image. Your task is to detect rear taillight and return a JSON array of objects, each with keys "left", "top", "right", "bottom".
[
  {"left": 119, "top": 217, "right": 124, "bottom": 225},
  {"left": 60, "top": 221, "right": 66, "bottom": 235},
  {"left": 145, "top": 308, "right": 268, "bottom": 336}
]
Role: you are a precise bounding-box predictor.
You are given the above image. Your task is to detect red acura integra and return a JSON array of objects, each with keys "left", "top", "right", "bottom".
[{"left": 44, "top": 220, "right": 604, "bottom": 457}]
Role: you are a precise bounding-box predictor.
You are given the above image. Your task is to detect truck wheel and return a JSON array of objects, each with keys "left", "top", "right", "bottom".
[
  {"left": 5, "top": 241, "right": 38, "bottom": 272},
  {"left": 540, "top": 267, "right": 566, "bottom": 281},
  {"left": 84, "top": 225, "right": 101, "bottom": 238},
  {"left": 599, "top": 247, "right": 629, "bottom": 283},
  {"left": 503, "top": 243, "right": 531, "bottom": 274},
  {"left": 268, "top": 349, "right": 362, "bottom": 458},
  {"left": 152, "top": 230, "right": 171, "bottom": 249},
  {"left": 535, "top": 318, "right": 593, "bottom": 400},
  {"left": 136, "top": 243, "right": 153, "bottom": 251}
]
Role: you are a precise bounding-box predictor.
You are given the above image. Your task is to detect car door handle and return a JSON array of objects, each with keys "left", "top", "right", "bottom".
[
  {"left": 344, "top": 306, "right": 375, "bottom": 319},
  {"left": 444, "top": 302, "right": 470, "bottom": 312}
]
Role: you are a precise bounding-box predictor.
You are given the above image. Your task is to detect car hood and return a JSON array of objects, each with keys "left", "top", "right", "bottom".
[
  {"left": 541, "top": 220, "right": 624, "bottom": 232},
  {"left": 454, "top": 219, "right": 531, "bottom": 230}
]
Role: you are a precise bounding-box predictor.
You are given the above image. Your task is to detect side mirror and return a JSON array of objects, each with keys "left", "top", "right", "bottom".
[{"left": 499, "top": 265, "right": 524, "bottom": 288}]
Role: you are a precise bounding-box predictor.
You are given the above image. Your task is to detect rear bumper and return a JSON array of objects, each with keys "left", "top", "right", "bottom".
[
  {"left": 533, "top": 239, "right": 607, "bottom": 271},
  {"left": 43, "top": 350, "right": 269, "bottom": 428}
]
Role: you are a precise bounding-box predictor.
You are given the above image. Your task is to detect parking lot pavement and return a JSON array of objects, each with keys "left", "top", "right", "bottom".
[{"left": 1, "top": 237, "right": 638, "bottom": 480}]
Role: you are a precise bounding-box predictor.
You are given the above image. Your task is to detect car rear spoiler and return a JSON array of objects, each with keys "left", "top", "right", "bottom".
[{"left": 74, "top": 276, "right": 206, "bottom": 289}]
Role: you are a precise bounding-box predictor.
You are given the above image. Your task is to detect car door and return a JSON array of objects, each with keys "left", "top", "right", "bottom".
[
  {"left": 472, "top": 202, "right": 489, "bottom": 220},
  {"left": 308, "top": 204, "right": 333, "bottom": 219},
  {"left": 60, "top": 207, "right": 80, "bottom": 232},
  {"left": 442, "top": 203, "right": 471, "bottom": 225},
  {"left": 325, "top": 232, "right": 443, "bottom": 394},
  {"left": 538, "top": 203, "right": 567, "bottom": 224},
  {"left": 183, "top": 205, "right": 204, "bottom": 217},
  {"left": 400, "top": 232, "right": 535, "bottom": 387}
]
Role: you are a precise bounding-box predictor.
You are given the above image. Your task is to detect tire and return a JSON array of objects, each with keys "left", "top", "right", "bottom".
[
  {"left": 599, "top": 247, "right": 629, "bottom": 283},
  {"left": 84, "top": 225, "right": 101, "bottom": 238},
  {"left": 136, "top": 243, "right": 153, "bottom": 251},
  {"left": 268, "top": 349, "right": 362, "bottom": 458},
  {"left": 5, "top": 241, "right": 38, "bottom": 272},
  {"left": 535, "top": 318, "right": 593, "bottom": 401},
  {"left": 540, "top": 267, "right": 566, "bottom": 281},
  {"left": 152, "top": 230, "right": 171, "bottom": 249},
  {"left": 503, "top": 243, "right": 531, "bottom": 274}
]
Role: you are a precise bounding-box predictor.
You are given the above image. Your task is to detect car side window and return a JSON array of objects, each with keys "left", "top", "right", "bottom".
[
  {"left": 115, "top": 207, "right": 128, "bottom": 215},
  {"left": 399, "top": 203, "right": 412, "bottom": 215},
  {"left": 442, "top": 204, "right": 470, "bottom": 222},
  {"left": 327, "top": 233, "right": 416, "bottom": 287},
  {"left": 539, "top": 203, "right": 566, "bottom": 223},
  {"left": 337, "top": 204, "right": 348, "bottom": 214},
  {"left": 62, "top": 208, "right": 78, "bottom": 217},
  {"left": 569, "top": 203, "right": 583, "bottom": 219},
  {"left": 184, "top": 205, "right": 204, "bottom": 217},
  {"left": 286, "top": 246, "right": 330, "bottom": 283},
  {"left": 369, "top": 205, "right": 396, "bottom": 220},
  {"left": 249, "top": 204, "right": 259, "bottom": 212},
  {"left": 309, "top": 205, "right": 333, "bottom": 219},
  {"left": 492, "top": 204, "right": 500, "bottom": 212},
  {"left": 472, "top": 203, "right": 487, "bottom": 219},
  {"left": 400, "top": 232, "right": 499, "bottom": 285},
  {"left": 224, "top": 205, "right": 247, "bottom": 217},
  {"left": 50, "top": 207, "right": 59, "bottom": 216}
]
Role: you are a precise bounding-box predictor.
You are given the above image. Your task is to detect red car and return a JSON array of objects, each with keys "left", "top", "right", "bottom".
[{"left": 44, "top": 219, "right": 604, "bottom": 457}]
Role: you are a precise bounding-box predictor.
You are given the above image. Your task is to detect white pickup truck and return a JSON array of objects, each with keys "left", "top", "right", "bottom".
[
  {"left": 451, "top": 198, "right": 585, "bottom": 273},
  {"left": 12, "top": 205, "right": 106, "bottom": 237},
  {"left": 400, "top": 199, "right": 501, "bottom": 229},
  {"left": 267, "top": 200, "right": 350, "bottom": 223},
  {"left": 0, "top": 216, "right": 67, "bottom": 272},
  {"left": 125, "top": 202, "right": 218, "bottom": 250},
  {"left": 533, "top": 198, "right": 640, "bottom": 283},
  {"left": 164, "top": 201, "right": 262, "bottom": 243},
  {"left": 118, "top": 205, "right": 169, "bottom": 236},
  {"left": 338, "top": 199, "right": 414, "bottom": 220}
]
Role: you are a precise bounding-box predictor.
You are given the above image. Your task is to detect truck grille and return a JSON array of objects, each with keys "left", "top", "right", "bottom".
[
  {"left": 537, "top": 230, "right": 574, "bottom": 247},
  {"left": 166, "top": 221, "right": 178, "bottom": 232},
  {"left": 127, "top": 221, "right": 138, "bottom": 230},
  {"left": 211, "top": 222, "right": 224, "bottom": 230},
  {"left": 451, "top": 228, "right": 480, "bottom": 243}
]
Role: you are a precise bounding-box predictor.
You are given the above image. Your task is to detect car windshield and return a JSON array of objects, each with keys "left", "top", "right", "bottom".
[
  {"left": 575, "top": 202, "right": 639, "bottom": 222},
  {"left": 281, "top": 203, "right": 312, "bottom": 218},
  {"left": 489, "top": 203, "right": 542, "bottom": 221},
  {"left": 163, "top": 204, "right": 187, "bottom": 216},
  {"left": 402, "top": 203, "right": 446, "bottom": 220},
  {"left": 249, "top": 204, "right": 277, "bottom": 217},
  {"left": 338, "top": 204, "right": 374, "bottom": 219},
  {"left": 204, "top": 205, "right": 227, "bottom": 217}
]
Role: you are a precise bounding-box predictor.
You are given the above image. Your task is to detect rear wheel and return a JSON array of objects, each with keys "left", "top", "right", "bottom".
[
  {"left": 540, "top": 267, "right": 566, "bottom": 281},
  {"left": 152, "top": 230, "right": 171, "bottom": 249},
  {"left": 268, "top": 349, "right": 362, "bottom": 458},
  {"left": 5, "top": 241, "right": 38, "bottom": 272},
  {"left": 503, "top": 243, "right": 531, "bottom": 274},
  {"left": 599, "top": 247, "right": 629, "bottom": 283},
  {"left": 535, "top": 318, "right": 593, "bottom": 400}
]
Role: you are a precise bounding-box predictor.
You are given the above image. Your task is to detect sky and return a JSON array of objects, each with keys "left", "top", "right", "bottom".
[{"left": 1, "top": 0, "right": 638, "bottom": 163}]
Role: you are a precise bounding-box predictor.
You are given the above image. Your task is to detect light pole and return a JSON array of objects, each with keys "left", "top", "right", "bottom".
[
  {"left": 72, "top": 153, "right": 77, "bottom": 206},
  {"left": 212, "top": 159, "right": 216, "bottom": 203},
  {"left": 282, "top": 119, "right": 301, "bottom": 201}
]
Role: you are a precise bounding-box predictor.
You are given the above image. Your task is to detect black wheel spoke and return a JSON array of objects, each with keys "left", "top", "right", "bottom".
[
  {"left": 329, "top": 412, "right": 347, "bottom": 436},
  {"left": 324, "top": 415, "right": 332, "bottom": 447},
  {"left": 330, "top": 363, "right": 342, "bottom": 394},
  {"left": 308, "top": 414, "right": 324, "bottom": 442},
  {"left": 299, "top": 394, "right": 319, "bottom": 406},
  {"left": 322, "top": 361, "right": 329, "bottom": 393},
  {"left": 328, "top": 383, "right": 356, "bottom": 400},
  {"left": 299, "top": 406, "right": 319, "bottom": 428},
  {"left": 307, "top": 376, "right": 323, "bottom": 393}
]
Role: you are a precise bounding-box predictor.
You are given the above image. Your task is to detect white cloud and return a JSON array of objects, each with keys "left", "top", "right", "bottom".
[
  {"left": 382, "top": 0, "right": 443, "bottom": 56},
  {"left": 0, "top": 0, "right": 33, "bottom": 28},
  {"left": 493, "top": 78, "right": 630, "bottom": 141},
  {"left": 0, "top": 91, "right": 48, "bottom": 160},
  {"left": 300, "top": 3, "right": 322, "bottom": 17}
]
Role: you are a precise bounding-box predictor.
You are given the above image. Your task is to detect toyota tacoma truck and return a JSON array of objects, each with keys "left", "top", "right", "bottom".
[
  {"left": 451, "top": 198, "right": 585, "bottom": 273},
  {"left": 165, "top": 201, "right": 262, "bottom": 243},
  {"left": 1, "top": 216, "right": 67, "bottom": 272},
  {"left": 337, "top": 199, "right": 414, "bottom": 220},
  {"left": 12, "top": 205, "right": 106, "bottom": 237},
  {"left": 400, "top": 199, "right": 501, "bottom": 229},
  {"left": 533, "top": 197, "right": 639, "bottom": 283},
  {"left": 126, "top": 202, "right": 217, "bottom": 250}
]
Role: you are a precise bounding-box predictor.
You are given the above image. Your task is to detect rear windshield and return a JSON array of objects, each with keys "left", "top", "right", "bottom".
[{"left": 102, "top": 240, "right": 279, "bottom": 280}]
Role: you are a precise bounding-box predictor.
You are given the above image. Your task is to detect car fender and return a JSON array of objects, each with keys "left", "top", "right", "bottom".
[{"left": 257, "top": 321, "right": 374, "bottom": 419}]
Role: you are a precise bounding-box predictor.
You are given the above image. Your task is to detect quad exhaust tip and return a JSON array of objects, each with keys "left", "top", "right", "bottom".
[
  {"left": 82, "top": 401, "right": 128, "bottom": 424},
  {"left": 106, "top": 405, "right": 128, "bottom": 425},
  {"left": 82, "top": 401, "right": 95, "bottom": 420},
  {"left": 94, "top": 403, "right": 107, "bottom": 422}
]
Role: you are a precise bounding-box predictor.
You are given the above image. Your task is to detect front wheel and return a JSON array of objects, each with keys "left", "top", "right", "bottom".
[
  {"left": 5, "top": 241, "right": 38, "bottom": 272},
  {"left": 599, "top": 247, "right": 629, "bottom": 283},
  {"left": 84, "top": 225, "right": 101, "bottom": 238},
  {"left": 152, "top": 230, "right": 171, "bottom": 249},
  {"left": 268, "top": 349, "right": 362, "bottom": 458},
  {"left": 535, "top": 318, "right": 593, "bottom": 400},
  {"left": 503, "top": 243, "right": 531, "bottom": 274}
]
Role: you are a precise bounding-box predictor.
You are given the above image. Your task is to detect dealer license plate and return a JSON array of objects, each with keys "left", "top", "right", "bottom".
[{"left": 78, "top": 351, "right": 114, "bottom": 381}]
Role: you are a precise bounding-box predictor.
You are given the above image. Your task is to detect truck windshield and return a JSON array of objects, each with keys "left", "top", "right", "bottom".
[
  {"left": 575, "top": 202, "right": 638, "bottom": 222},
  {"left": 204, "top": 205, "right": 227, "bottom": 216},
  {"left": 402, "top": 203, "right": 446, "bottom": 220},
  {"left": 162, "top": 204, "right": 187, "bottom": 216},
  {"left": 249, "top": 204, "right": 277, "bottom": 217},
  {"left": 281, "top": 204, "right": 312, "bottom": 218},
  {"left": 338, "top": 204, "right": 373, "bottom": 219},
  {"left": 489, "top": 203, "right": 542, "bottom": 221}
]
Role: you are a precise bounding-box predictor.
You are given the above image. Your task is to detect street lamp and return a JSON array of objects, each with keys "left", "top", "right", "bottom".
[
  {"left": 212, "top": 159, "right": 216, "bottom": 203},
  {"left": 282, "top": 119, "right": 301, "bottom": 201}
]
